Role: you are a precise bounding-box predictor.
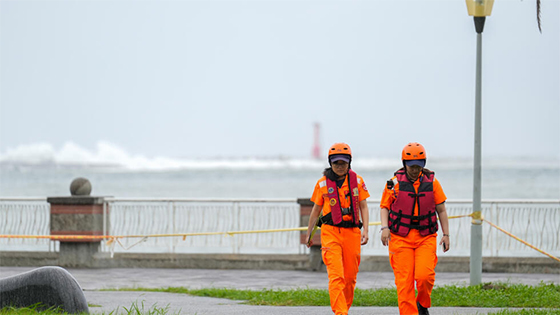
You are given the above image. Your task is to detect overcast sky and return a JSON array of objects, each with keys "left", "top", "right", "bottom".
[{"left": 1, "top": 0, "right": 558, "bottom": 160}]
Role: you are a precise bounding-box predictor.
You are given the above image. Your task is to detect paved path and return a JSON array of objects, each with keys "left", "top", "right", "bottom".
[{"left": 1, "top": 267, "right": 558, "bottom": 314}]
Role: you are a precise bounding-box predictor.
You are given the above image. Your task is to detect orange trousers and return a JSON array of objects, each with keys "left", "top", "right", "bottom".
[
  {"left": 321, "top": 224, "right": 361, "bottom": 315},
  {"left": 389, "top": 229, "right": 438, "bottom": 315}
]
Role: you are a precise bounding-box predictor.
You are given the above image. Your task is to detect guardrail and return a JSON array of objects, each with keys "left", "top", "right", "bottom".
[
  {"left": 1, "top": 198, "right": 558, "bottom": 258},
  {"left": 103, "top": 198, "right": 300, "bottom": 254},
  {"left": 0, "top": 197, "right": 55, "bottom": 252}
]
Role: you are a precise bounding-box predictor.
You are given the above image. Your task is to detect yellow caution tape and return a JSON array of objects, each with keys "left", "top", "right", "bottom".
[
  {"left": 0, "top": 215, "right": 500, "bottom": 241},
  {"left": 0, "top": 227, "right": 309, "bottom": 241},
  {"left": 449, "top": 214, "right": 474, "bottom": 219},
  {"left": 106, "top": 238, "right": 115, "bottom": 246},
  {"left": 483, "top": 218, "right": 560, "bottom": 263},
  {"left": 1, "top": 213, "right": 558, "bottom": 263}
]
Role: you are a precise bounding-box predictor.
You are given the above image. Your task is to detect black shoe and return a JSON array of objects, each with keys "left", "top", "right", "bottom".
[{"left": 417, "top": 302, "right": 429, "bottom": 315}]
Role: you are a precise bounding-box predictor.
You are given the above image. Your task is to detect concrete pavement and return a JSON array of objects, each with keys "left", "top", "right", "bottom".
[{"left": 1, "top": 267, "right": 558, "bottom": 314}]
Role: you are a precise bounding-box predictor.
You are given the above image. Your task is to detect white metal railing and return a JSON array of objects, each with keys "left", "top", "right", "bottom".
[
  {"left": 0, "top": 197, "right": 58, "bottom": 252},
  {"left": 0, "top": 198, "right": 558, "bottom": 258},
  {"left": 363, "top": 199, "right": 560, "bottom": 257},
  {"left": 103, "top": 198, "right": 300, "bottom": 254}
]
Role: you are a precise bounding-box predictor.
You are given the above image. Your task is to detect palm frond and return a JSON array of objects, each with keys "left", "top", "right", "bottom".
[{"left": 537, "top": 0, "right": 542, "bottom": 33}]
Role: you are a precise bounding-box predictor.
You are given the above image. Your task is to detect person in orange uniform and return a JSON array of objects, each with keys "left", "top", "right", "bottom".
[
  {"left": 380, "top": 142, "right": 450, "bottom": 315},
  {"left": 305, "top": 143, "right": 370, "bottom": 315}
]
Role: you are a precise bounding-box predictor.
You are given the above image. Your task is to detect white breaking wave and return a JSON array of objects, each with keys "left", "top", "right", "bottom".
[
  {"left": 0, "top": 142, "right": 557, "bottom": 171},
  {"left": 0, "top": 141, "right": 330, "bottom": 171}
]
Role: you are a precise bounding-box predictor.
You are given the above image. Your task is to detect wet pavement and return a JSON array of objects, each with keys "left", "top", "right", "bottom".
[{"left": 1, "top": 267, "right": 558, "bottom": 314}]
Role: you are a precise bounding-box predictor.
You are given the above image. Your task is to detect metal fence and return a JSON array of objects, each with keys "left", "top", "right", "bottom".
[
  {"left": 0, "top": 197, "right": 57, "bottom": 252},
  {"left": 1, "top": 198, "right": 558, "bottom": 258},
  {"left": 104, "top": 198, "right": 300, "bottom": 254}
]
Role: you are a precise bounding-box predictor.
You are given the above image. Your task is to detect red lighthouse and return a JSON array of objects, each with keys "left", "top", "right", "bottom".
[{"left": 312, "top": 122, "right": 321, "bottom": 160}]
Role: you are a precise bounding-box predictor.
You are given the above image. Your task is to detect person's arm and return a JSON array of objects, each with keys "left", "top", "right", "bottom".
[
  {"left": 305, "top": 203, "right": 322, "bottom": 248},
  {"left": 359, "top": 199, "right": 369, "bottom": 245},
  {"left": 436, "top": 202, "right": 450, "bottom": 252},
  {"left": 380, "top": 207, "right": 390, "bottom": 246},
  {"left": 379, "top": 181, "right": 393, "bottom": 246}
]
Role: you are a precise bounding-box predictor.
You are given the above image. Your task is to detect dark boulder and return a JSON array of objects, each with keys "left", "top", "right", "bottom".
[{"left": 0, "top": 266, "right": 89, "bottom": 313}]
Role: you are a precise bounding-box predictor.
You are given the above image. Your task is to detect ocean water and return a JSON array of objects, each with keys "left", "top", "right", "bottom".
[
  {"left": 1, "top": 142, "right": 558, "bottom": 199},
  {"left": 1, "top": 159, "right": 558, "bottom": 200}
]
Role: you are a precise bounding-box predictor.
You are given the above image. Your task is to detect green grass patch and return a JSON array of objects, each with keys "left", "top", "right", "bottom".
[
  {"left": 488, "top": 309, "right": 560, "bottom": 315},
  {"left": 107, "top": 281, "right": 560, "bottom": 308},
  {"left": 432, "top": 282, "right": 560, "bottom": 308},
  {"left": 0, "top": 303, "right": 67, "bottom": 314},
  {"left": 0, "top": 301, "right": 177, "bottom": 315},
  {"left": 119, "top": 300, "right": 175, "bottom": 315}
]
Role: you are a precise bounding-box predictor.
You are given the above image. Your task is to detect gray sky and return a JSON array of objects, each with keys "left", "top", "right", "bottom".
[{"left": 1, "top": 0, "right": 559, "bottom": 160}]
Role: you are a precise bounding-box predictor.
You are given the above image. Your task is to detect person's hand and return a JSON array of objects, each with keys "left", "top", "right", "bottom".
[
  {"left": 381, "top": 229, "right": 391, "bottom": 246},
  {"left": 306, "top": 233, "right": 313, "bottom": 248},
  {"left": 361, "top": 229, "right": 369, "bottom": 245},
  {"left": 440, "top": 234, "right": 450, "bottom": 252}
]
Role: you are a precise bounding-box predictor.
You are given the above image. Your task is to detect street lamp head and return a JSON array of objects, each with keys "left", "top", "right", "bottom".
[{"left": 465, "top": 0, "right": 494, "bottom": 17}]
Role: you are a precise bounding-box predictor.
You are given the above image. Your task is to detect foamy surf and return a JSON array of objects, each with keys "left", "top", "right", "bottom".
[{"left": 0, "top": 141, "right": 557, "bottom": 171}]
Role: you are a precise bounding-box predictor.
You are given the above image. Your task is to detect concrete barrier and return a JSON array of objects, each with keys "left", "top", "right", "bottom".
[
  {"left": 46, "top": 178, "right": 111, "bottom": 268},
  {"left": 0, "top": 251, "right": 557, "bottom": 273}
]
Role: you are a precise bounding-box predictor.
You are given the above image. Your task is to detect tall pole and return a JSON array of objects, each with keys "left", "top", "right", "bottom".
[{"left": 470, "top": 16, "right": 485, "bottom": 286}]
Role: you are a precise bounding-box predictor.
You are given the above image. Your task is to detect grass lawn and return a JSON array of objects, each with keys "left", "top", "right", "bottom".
[
  {"left": 2, "top": 282, "right": 559, "bottom": 314},
  {"left": 110, "top": 282, "right": 560, "bottom": 308}
]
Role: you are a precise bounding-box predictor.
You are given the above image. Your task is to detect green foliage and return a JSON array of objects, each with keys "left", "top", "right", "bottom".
[
  {"left": 109, "top": 281, "right": 560, "bottom": 308},
  {"left": 352, "top": 288, "right": 398, "bottom": 306},
  {"left": 0, "top": 301, "right": 176, "bottom": 315},
  {"left": 432, "top": 282, "right": 560, "bottom": 308},
  {"left": 0, "top": 303, "right": 68, "bottom": 314},
  {"left": 3, "top": 283, "right": 558, "bottom": 314},
  {"left": 488, "top": 309, "right": 560, "bottom": 315},
  {"left": 123, "top": 287, "right": 332, "bottom": 306},
  {"left": 120, "top": 300, "right": 172, "bottom": 315}
]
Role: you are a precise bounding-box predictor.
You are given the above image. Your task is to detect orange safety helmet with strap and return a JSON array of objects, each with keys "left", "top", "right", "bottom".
[
  {"left": 402, "top": 142, "right": 426, "bottom": 168},
  {"left": 402, "top": 142, "right": 426, "bottom": 160},
  {"left": 328, "top": 143, "right": 352, "bottom": 166}
]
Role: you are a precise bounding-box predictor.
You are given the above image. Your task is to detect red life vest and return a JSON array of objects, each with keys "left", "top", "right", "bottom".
[
  {"left": 323, "top": 169, "right": 361, "bottom": 227},
  {"left": 388, "top": 168, "right": 438, "bottom": 237}
]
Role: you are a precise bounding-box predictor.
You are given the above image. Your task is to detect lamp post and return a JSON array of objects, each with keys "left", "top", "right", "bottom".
[{"left": 465, "top": 0, "right": 493, "bottom": 286}]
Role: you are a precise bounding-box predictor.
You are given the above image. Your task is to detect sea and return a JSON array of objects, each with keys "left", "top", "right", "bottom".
[{"left": 0, "top": 143, "right": 558, "bottom": 200}]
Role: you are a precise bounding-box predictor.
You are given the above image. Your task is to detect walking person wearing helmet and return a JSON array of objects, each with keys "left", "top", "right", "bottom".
[
  {"left": 380, "top": 142, "right": 450, "bottom": 315},
  {"left": 305, "top": 143, "right": 370, "bottom": 315}
]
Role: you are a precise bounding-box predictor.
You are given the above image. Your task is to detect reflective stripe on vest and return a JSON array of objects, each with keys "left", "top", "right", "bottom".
[
  {"left": 325, "top": 169, "right": 361, "bottom": 226},
  {"left": 388, "top": 169, "right": 438, "bottom": 237}
]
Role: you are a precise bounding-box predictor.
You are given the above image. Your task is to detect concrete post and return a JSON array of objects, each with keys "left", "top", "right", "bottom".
[
  {"left": 297, "top": 198, "right": 323, "bottom": 271},
  {"left": 47, "top": 178, "right": 110, "bottom": 268},
  {"left": 470, "top": 26, "right": 484, "bottom": 286}
]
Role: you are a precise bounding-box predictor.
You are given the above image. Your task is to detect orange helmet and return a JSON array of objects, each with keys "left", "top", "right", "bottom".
[
  {"left": 402, "top": 142, "right": 426, "bottom": 161},
  {"left": 328, "top": 143, "right": 352, "bottom": 165},
  {"left": 329, "top": 143, "right": 352, "bottom": 157}
]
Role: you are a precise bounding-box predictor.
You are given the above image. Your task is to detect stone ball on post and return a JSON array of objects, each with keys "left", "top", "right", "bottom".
[{"left": 70, "top": 177, "right": 92, "bottom": 196}]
